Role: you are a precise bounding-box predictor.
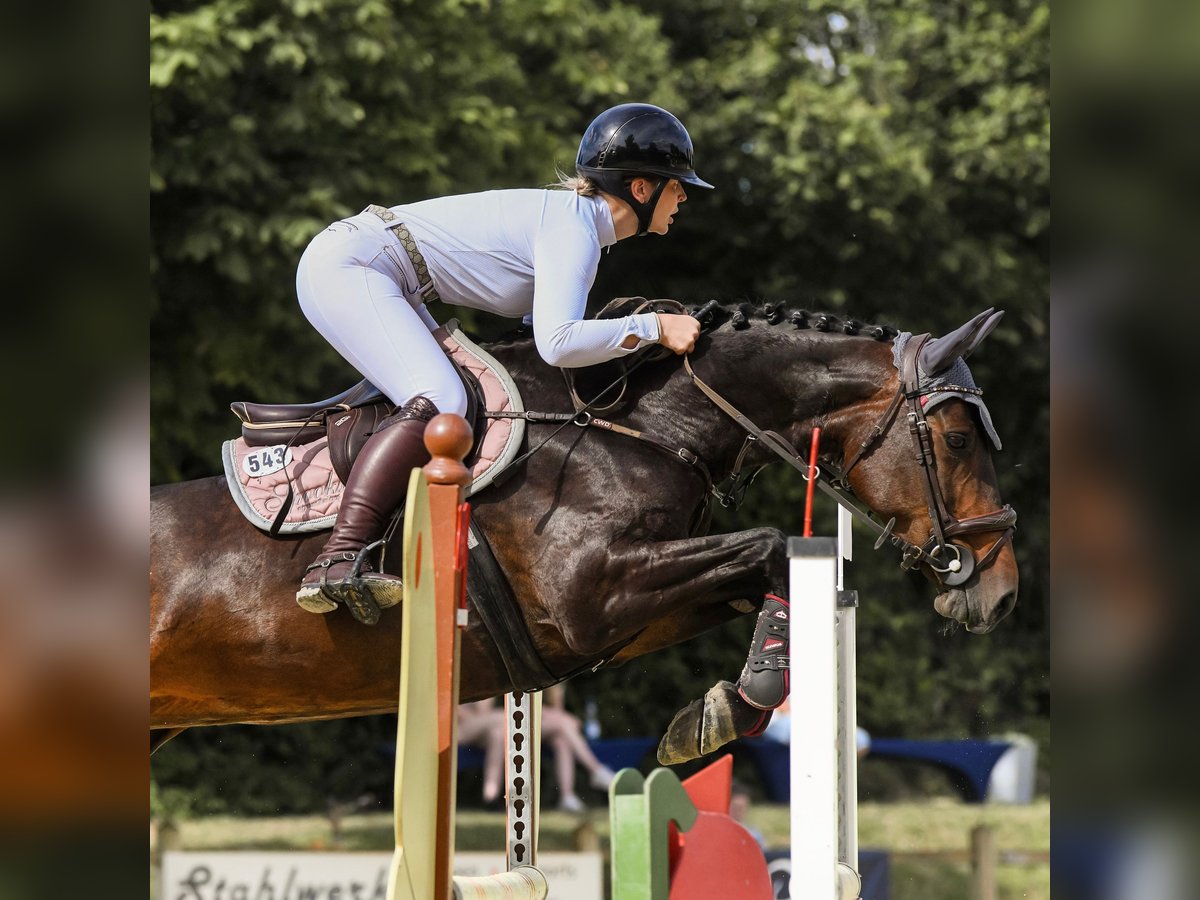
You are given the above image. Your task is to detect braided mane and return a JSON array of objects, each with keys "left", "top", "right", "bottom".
[
  {"left": 706, "top": 301, "right": 899, "bottom": 342},
  {"left": 491, "top": 299, "right": 900, "bottom": 346}
]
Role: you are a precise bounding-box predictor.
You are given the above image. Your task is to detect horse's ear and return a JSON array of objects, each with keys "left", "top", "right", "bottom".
[
  {"left": 962, "top": 309, "right": 1004, "bottom": 359},
  {"left": 920, "top": 308, "right": 1002, "bottom": 374}
]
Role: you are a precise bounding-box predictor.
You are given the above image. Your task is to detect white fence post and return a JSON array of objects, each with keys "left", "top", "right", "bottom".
[
  {"left": 789, "top": 536, "right": 840, "bottom": 897},
  {"left": 836, "top": 507, "right": 858, "bottom": 873},
  {"left": 790, "top": 532, "right": 862, "bottom": 900}
]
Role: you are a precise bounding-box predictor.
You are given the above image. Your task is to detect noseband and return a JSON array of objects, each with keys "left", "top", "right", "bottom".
[{"left": 684, "top": 333, "right": 1017, "bottom": 588}]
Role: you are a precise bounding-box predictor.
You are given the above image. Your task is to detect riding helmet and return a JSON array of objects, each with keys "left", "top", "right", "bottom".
[{"left": 576, "top": 102, "right": 713, "bottom": 235}]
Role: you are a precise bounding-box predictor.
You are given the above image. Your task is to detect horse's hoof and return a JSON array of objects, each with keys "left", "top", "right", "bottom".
[
  {"left": 658, "top": 697, "right": 705, "bottom": 765},
  {"left": 657, "top": 681, "right": 748, "bottom": 765},
  {"left": 295, "top": 584, "right": 337, "bottom": 614}
]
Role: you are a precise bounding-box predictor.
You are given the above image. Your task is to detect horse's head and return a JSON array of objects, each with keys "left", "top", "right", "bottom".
[{"left": 826, "top": 309, "right": 1019, "bottom": 633}]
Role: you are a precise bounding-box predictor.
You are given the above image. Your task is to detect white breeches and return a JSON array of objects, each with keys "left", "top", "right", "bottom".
[{"left": 295, "top": 210, "right": 468, "bottom": 417}]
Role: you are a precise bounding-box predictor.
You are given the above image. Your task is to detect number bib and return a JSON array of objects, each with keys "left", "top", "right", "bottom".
[{"left": 241, "top": 444, "right": 294, "bottom": 478}]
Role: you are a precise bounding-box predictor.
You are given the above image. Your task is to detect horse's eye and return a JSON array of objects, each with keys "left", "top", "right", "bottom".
[{"left": 946, "top": 433, "right": 968, "bottom": 450}]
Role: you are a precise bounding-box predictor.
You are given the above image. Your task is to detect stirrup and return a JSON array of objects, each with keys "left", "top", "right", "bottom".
[
  {"left": 334, "top": 578, "right": 382, "bottom": 627},
  {"left": 296, "top": 551, "right": 359, "bottom": 614},
  {"left": 320, "top": 543, "right": 387, "bottom": 626},
  {"left": 357, "top": 539, "right": 405, "bottom": 610},
  {"left": 296, "top": 545, "right": 391, "bottom": 624}
]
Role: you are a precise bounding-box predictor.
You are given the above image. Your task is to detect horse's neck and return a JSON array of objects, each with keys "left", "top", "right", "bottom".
[
  {"left": 484, "top": 328, "right": 894, "bottom": 476},
  {"left": 674, "top": 329, "right": 896, "bottom": 466}
]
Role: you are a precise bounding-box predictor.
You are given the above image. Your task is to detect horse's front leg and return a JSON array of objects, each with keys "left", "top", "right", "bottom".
[
  {"left": 557, "top": 527, "right": 793, "bottom": 766},
  {"left": 556, "top": 526, "right": 787, "bottom": 652},
  {"left": 612, "top": 600, "right": 793, "bottom": 767}
]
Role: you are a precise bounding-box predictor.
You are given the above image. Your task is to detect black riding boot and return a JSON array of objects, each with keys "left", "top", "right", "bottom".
[
  {"left": 736, "top": 593, "right": 791, "bottom": 712},
  {"left": 296, "top": 396, "right": 438, "bottom": 625}
]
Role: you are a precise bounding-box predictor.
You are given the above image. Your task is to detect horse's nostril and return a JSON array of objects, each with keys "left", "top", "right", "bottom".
[{"left": 997, "top": 590, "right": 1017, "bottom": 621}]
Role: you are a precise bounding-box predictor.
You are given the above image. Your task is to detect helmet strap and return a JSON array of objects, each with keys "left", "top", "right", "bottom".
[
  {"left": 587, "top": 171, "right": 667, "bottom": 237},
  {"left": 630, "top": 177, "right": 668, "bottom": 237}
]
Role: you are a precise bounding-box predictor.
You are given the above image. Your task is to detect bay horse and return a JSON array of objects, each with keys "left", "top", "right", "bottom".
[{"left": 150, "top": 303, "right": 1019, "bottom": 763}]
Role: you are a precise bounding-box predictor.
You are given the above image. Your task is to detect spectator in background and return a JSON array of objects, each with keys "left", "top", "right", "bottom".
[
  {"left": 456, "top": 685, "right": 615, "bottom": 812},
  {"left": 456, "top": 699, "right": 507, "bottom": 807},
  {"left": 542, "top": 684, "right": 616, "bottom": 812},
  {"left": 763, "top": 698, "right": 871, "bottom": 758},
  {"left": 857, "top": 725, "right": 871, "bottom": 758},
  {"left": 729, "top": 779, "right": 767, "bottom": 853}
]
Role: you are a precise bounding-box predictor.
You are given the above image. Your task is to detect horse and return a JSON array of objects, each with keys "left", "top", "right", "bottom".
[{"left": 150, "top": 302, "right": 1019, "bottom": 763}]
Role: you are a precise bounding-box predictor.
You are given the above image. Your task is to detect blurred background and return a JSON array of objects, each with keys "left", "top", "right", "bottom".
[
  {"left": 0, "top": 0, "right": 146, "bottom": 897},
  {"left": 1053, "top": 0, "right": 1200, "bottom": 896}
]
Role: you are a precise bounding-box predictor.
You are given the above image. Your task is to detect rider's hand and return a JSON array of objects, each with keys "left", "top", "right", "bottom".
[{"left": 656, "top": 313, "right": 701, "bottom": 355}]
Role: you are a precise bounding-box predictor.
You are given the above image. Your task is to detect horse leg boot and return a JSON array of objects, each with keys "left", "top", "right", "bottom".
[
  {"left": 657, "top": 594, "right": 790, "bottom": 765},
  {"left": 735, "top": 593, "right": 791, "bottom": 712},
  {"left": 295, "top": 396, "right": 438, "bottom": 625}
]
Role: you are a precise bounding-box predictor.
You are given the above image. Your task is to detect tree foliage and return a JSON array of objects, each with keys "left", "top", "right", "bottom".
[{"left": 151, "top": 0, "right": 1048, "bottom": 811}]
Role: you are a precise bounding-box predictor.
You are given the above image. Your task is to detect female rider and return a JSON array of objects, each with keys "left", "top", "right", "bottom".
[{"left": 295, "top": 102, "right": 712, "bottom": 623}]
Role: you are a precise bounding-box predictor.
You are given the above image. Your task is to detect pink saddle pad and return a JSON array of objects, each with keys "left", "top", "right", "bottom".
[{"left": 222, "top": 320, "right": 526, "bottom": 534}]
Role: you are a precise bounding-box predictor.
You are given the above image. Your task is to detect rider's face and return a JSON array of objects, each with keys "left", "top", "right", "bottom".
[{"left": 634, "top": 178, "right": 687, "bottom": 235}]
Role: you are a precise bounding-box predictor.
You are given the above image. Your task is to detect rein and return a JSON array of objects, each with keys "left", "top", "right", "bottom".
[
  {"left": 486, "top": 408, "right": 713, "bottom": 493},
  {"left": 681, "top": 353, "right": 899, "bottom": 544},
  {"left": 485, "top": 300, "right": 719, "bottom": 496}
]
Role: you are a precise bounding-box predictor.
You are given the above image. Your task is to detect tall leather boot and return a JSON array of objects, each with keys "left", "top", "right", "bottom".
[{"left": 296, "top": 396, "right": 438, "bottom": 625}]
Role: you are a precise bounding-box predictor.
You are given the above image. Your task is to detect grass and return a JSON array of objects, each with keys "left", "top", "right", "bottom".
[
  {"left": 153, "top": 797, "right": 1049, "bottom": 899},
  {"left": 750, "top": 799, "right": 1051, "bottom": 899}
]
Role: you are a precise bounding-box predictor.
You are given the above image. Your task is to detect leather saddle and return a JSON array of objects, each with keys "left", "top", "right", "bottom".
[{"left": 231, "top": 365, "right": 483, "bottom": 485}]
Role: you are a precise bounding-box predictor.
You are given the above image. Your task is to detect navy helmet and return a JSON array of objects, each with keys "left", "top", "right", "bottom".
[{"left": 576, "top": 103, "right": 713, "bottom": 235}]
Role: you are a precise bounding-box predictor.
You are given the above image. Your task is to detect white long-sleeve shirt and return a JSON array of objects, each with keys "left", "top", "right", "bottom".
[{"left": 391, "top": 189, "right": 661, "bottom": 367}]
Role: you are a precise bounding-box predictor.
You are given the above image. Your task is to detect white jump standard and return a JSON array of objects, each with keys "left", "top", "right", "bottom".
[{"left": 788, "top": 508, "right": 861, "bottom": 900}]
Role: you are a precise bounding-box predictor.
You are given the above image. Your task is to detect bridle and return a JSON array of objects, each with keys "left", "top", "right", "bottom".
[{"left": 683, "top": 331, "right": 1017, "bottom": 588}]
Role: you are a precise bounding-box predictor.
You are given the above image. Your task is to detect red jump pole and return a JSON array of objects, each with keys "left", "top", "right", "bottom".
[{"left": 803, "top": 427, "right": 821, "bottom": 538}]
